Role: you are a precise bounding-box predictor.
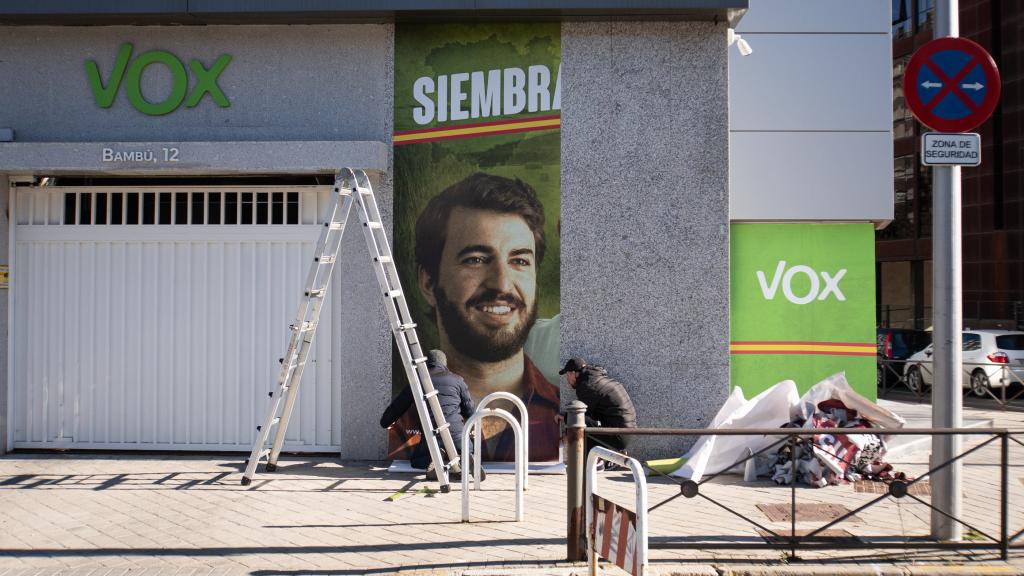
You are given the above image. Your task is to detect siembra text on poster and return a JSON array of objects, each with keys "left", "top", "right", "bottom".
[{"left": 411, "top": 64, "right": 562, "bottom": 125}]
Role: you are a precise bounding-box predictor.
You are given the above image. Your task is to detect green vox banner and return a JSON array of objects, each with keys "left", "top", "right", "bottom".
[
  {"left": 731, "top": 223, "right": 876, "bottom": 399},
  {"left": 389, "top": 22, "right": 562, "bottom": 463}
]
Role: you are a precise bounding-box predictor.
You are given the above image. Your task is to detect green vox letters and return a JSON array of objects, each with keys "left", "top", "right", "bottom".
[{"left": 86, "top": 43, "right": 232, "bottom": 116}]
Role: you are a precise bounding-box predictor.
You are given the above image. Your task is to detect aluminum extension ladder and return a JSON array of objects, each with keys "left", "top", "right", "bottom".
[{"left": 241, "top": 168, "right": 462, "bottom": 492}]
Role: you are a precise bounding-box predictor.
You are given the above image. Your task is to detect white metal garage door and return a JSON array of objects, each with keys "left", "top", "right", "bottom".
[{"left": 11, "top": 183, "right": 341, "bottom": 451}]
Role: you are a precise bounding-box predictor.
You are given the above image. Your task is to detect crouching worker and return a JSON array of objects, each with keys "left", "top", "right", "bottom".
[
  {"left": 380, "top": 349, "right": 483, "bottom": 481},
  {"left": 560, "top": 357, "right": 637, "bottom": 466}
]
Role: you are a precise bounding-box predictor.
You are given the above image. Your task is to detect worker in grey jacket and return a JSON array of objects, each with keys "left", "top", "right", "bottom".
[{"left": 381, "top": 350, "right": 478, "bottom": 476}]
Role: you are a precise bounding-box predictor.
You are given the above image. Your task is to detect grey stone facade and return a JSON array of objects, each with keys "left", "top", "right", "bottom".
[
  {"left": 0, "top": 25, "right": 393, "bottom": 142},
  {"left": 561, "top": 21, "right": 730, "bottom": 459}
]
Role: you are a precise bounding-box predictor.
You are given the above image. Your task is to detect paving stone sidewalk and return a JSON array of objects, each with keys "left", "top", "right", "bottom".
[{"left": 1, "top": 395, "right": 1023, "bottom": 576}]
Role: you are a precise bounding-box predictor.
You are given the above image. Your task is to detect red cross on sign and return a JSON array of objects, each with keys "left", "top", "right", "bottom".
[{"left": 904, "top": 37, "right": 1001, "bottom": 133}]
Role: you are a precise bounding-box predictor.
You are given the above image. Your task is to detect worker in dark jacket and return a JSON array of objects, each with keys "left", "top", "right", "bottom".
[
  {"left": 560, "top": 357, "right": 637, "bottom": 457},
  {"left": 380, "top": 350, "right": 477, "bottom": 473}
]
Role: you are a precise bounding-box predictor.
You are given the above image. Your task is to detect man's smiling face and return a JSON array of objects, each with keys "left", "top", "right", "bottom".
[{"left": 423, "top": 206, "right": 538, "bottom": 363}]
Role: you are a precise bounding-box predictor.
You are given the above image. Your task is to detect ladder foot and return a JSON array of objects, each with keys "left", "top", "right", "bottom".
[
  {"left": 439, "top": 484, "right": 451, "bottom": 494},
  {"left": 240, "top": 477, "right": 252, "bottom": 486},
  {"left": 265, "top": 463, "right": 277, "bottom": 472}
]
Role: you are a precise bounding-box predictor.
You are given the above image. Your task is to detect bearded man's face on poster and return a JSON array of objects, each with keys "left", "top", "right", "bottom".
[{"left": 424, "top": 206, "right": 539, "bottom": 362}]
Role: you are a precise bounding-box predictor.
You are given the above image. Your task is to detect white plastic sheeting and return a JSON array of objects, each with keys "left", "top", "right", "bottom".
[
  {"left": 671, "top": 373, "right": 905, "bottom": 481},
  {"left": 672, "top": 379, "right": 800, "bottom": 481},
  {"left": 796, "top": 373, "right": 905, "bottom": 432}
]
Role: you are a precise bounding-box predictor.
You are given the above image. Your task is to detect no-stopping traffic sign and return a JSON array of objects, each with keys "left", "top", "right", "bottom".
[{"left": 904, "top": 37, "right": 1001, "bottom": 133}]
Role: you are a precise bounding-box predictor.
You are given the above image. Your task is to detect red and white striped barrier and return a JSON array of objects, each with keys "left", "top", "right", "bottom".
[{"left": 586, "top": 446, "right": 647, "bottom": 576}]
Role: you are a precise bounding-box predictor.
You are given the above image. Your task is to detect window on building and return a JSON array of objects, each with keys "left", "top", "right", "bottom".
[
  {"left": 892, "top": 0, "right": 913, "bottom": 39},
  {"left": 879, "top": 155, "right": 916, "bottom": 240},
  {"left": 893, "top": 55, "right": 915, "bottom": 139},
  {"left": 917, "top": 162, "right": 932, "bottom": 237},
  {"left": 916, "top": 0, "right": 935, "bottom": 29}
]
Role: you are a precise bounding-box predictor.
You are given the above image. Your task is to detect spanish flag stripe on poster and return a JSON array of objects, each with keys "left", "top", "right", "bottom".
[
  {"left": 393, "top": 114, "right": 560, "bottom": 145},
  {"left": 730, "top": 341, "right": 876, "bottom": 356}
]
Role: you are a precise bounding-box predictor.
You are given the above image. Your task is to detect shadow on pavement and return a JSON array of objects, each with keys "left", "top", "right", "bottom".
[{"left": 0, "top": 538, "right": 562, "bottom": 557}]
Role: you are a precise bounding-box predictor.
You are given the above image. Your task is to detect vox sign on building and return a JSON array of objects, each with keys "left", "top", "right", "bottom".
[{"left": 86, "top": 43, "right": 232, "bottom": 115}]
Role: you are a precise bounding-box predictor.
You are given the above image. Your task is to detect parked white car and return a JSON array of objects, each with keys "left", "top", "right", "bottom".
[{"left": 902, "top": 330, "right": 1024, "bottom": 396}]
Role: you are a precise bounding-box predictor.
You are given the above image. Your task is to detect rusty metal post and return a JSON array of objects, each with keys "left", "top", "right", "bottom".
[{"left": 567, "top": 400, "right": 587, "bottom": 561}]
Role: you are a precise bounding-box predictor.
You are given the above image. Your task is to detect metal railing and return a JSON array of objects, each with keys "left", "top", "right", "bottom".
[
  {"left": 876, "top": 304, "right": 933, "bottom": 330},
  {"left": 571, "top": 426, "right": 1022, "bottom": 562},
  {"left": 879, "top": 358, "right": 1024, "bottom": 407},
  {"left": 876, "top": 301, "right": 1024, "bottom": 330}
]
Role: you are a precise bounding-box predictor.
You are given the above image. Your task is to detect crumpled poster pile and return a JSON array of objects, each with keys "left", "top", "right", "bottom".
[
  {"left": 666, "top": 373, "right": 906, "bottom": 487},
  {"left": 770, "top": 398, "right": 895, "bottom": 487}
]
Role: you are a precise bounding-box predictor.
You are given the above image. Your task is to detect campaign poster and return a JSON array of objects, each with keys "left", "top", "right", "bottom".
[
  {"left": 389, "top": 23, "right": 562, "bottom": 463},
  {"left": 730, "top": 223, "right": 877, "bottom": 399}
]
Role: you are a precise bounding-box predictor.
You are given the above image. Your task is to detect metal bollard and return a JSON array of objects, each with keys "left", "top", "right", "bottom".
[
  {"left": 566, "top": 400, "right": 587, "bottom": 561},
  {"left": 462, "top": 408, "right": 523, "bottom": 523}
]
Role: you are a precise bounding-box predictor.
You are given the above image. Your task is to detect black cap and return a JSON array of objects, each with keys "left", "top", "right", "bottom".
[{"left": 559, "top": 357, "right": 588, "bottom": 375}]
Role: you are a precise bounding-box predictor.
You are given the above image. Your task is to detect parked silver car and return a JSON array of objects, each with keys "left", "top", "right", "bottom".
[{"left": 902, "top": 330, "right": 1024, "bottom": 396}]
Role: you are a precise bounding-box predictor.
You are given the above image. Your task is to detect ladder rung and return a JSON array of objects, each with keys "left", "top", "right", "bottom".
[
  {"left": 305, "top": 289, "right": 326, "bottom": 298},
  {"left": 258, "top": 449, "right": 270, "bottom": 460},
  {"left": 397, "top": 323, "right": 417, "bottom": 331},
  {"left": 316, "top": 255, "right": 336, "bottom": 264},
  {"left": 326, "top": 222, "right": 344, "bottom": 230},
  {"left": 385, "top": 289, "right": 403, "bottom": 298},
  {"left": 423, "top": 390, "right": 438, "bottom": 400},
  {"left": 433, "top": 422, "right": 450, "bottom": 434},
  {"left": 358, "top": 187, "right": 373, "bottom": 195},
  {"left": 364, "top": 222, "right": 383, "bottom": 230},
  {"left": 412, "top": 356, "right": 427, "bottom": 365},
  {"left": 290, "top": 322, "right": 316, "bottom": 332},
  {"left": 374, "top": 255, "right": 392, "bottom": 264},
  {"left": 256, "top": 417, "right": 280, "bottom": 433}
]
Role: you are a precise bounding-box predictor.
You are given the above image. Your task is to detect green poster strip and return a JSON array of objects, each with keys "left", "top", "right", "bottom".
[
  {"left": 391, "top": 23, "right": 561, "bottom": 463},
  {"left": 731, "top": 223, "right": 877, "bottom": 399}
]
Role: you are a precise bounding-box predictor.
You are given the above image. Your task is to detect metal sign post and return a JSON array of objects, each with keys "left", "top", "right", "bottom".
[
  {"left": 903, "top": 0, "right": 1002, "bottom": 542},
  {"left": 931, "top": 159, "right": 962, "bottom": 542},
  {"left": 931, "top": 0, "right": 962, "bottom": 543}
]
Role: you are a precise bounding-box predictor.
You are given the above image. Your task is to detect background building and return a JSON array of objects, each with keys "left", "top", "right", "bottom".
[{"left": 879, "top": 0, "right": 1023, "bottom": 330}]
